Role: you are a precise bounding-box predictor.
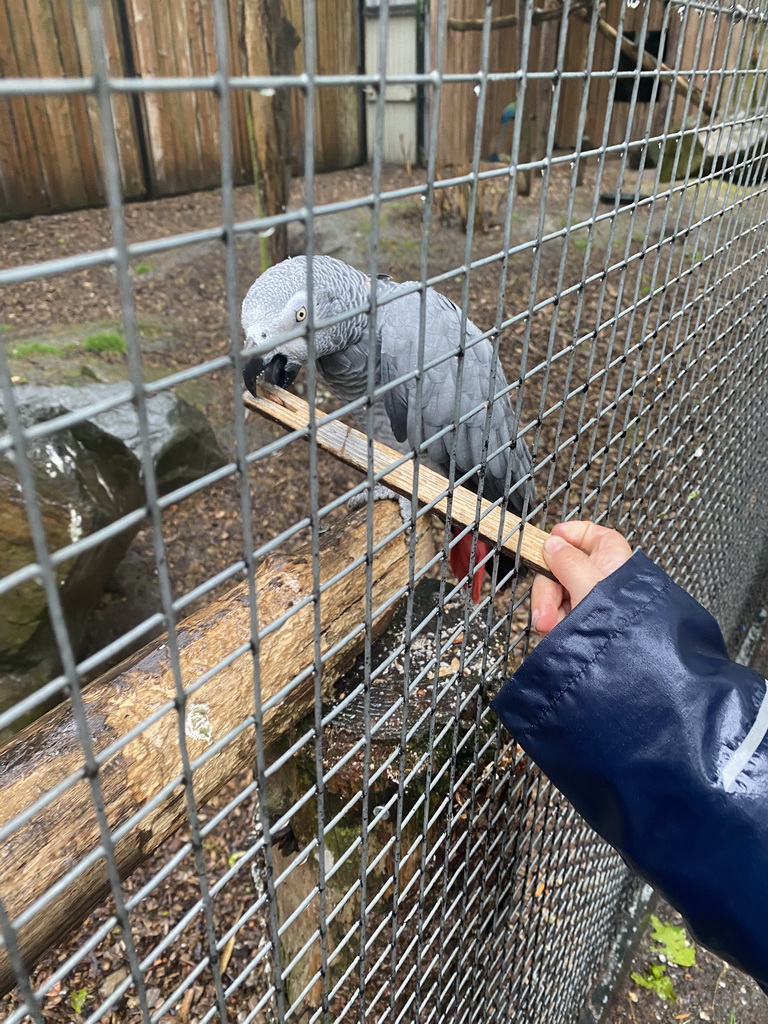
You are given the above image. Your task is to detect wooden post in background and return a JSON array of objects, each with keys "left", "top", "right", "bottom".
[
  {"left": 237, "top": 0, "right": 293, "bottom": 264},
  {"left": 517, "top": 0, "right": 533, "bottom": 195}
]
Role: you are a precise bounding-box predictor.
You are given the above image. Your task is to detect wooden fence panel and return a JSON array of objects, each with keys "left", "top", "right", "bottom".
[
  {"left": 124, "top": 0, "right": 209, "bottom": 195},
  {"left": 0, "top": 0, "right": 47, "bottom": 219},
  {"left": 0, "top": 0, "right": 754, "bottom": 220},
  {"left": 555, "top": 10, "right": 590, "bottom": 151},
  {"left": 75, "top": 0, "right": 146, "bottom": 200},
  {"left": 604, "top": 0, "right": 675, "bottom": 148},
  {"left": 556, "top": 0, "right": 736, "bottom": 156},
  {"left": 315, "top": 0, "right": 362, "bottom": 171},
  {"left": 0, "top": 0, "right": 144, "bottom": 220},
  {"left": 1, "top": 0, "right": 361, "bottom": 219},
  {"left": 676, "top": 8, "right": 745, "bottom": 124},
  {"left": 120, "top": 0, "right": 251, "bottom": 195},
  {"left": 437, "top": 0, "right": 518, "bottom": 168},
  {"left": 281, "top": 0, "right": 363, "bottom": 176}
]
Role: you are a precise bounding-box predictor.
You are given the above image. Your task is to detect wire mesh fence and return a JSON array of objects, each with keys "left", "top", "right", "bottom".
[{"left": 2, "top": 0, "right": 768, "bottom": 1022}]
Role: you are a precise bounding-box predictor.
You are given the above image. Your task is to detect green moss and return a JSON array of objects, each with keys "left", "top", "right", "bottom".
[
  {"left": 134, "top": 263, "right": 153, "bottom": 274},
  {"left": 10, "top": 342, "right": 62, "bottom": 358},
  {"left": 83, "top": 331, "right": 127, "bottom": 354},
  {"left": 0, "top": 324, "right": 13, "bottom": 332}
]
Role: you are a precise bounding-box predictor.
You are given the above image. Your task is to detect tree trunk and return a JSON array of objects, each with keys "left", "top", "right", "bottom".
[{"left": 238, "top": 0, "right": 294, "bottom": 265}]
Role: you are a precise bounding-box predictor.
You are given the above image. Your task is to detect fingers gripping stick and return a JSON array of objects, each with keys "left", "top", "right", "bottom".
[{"left": 243, "top": 385, "right": 553, "bottom": 579}]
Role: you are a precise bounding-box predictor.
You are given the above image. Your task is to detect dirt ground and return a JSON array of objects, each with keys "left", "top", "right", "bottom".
[
  {"left": 0, "top": 159, "right": 760, "bottom": 1022},
  {"left": 608, "top": 897, "right": 767, "bottom": 1024},
  {"left": 1, "top": 154, "right": 712, "bottom": 666}
]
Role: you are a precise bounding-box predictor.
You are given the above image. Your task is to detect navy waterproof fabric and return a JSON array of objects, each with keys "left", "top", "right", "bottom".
[{"left": 491, "top": 551, "right": 768, "bottom": 992}]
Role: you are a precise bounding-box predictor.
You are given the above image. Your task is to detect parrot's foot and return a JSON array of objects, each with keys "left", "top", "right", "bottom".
[{"left": 347, "top": 485, "right": 413, "bottom": 525}]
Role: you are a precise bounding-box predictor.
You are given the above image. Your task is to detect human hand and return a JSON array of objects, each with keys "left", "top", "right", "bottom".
[{"left": 531, "top": 521, "right": 633, "bottom": 634}]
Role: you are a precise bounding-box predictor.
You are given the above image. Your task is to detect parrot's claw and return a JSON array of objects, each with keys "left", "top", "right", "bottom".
[{"left": 347, "top": 485, "right": 413, "bottom": 526}]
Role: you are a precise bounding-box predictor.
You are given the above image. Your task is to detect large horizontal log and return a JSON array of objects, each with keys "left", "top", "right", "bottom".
[{"left": 0, "top": 501, "right": 436, "bottom": 996}]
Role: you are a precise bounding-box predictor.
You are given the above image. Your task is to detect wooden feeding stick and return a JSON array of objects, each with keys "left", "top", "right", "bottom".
[{"left": 243, "top": 384, "right": 551, "bottom": 578}]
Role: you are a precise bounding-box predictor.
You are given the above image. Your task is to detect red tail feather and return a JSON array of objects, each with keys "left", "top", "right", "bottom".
[{"left": 449, "top": 530, "right": 492, "bottom": 603}]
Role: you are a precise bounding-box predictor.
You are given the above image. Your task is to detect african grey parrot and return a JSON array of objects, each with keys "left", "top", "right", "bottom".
[{"left": 241, "top": 255, "right": 532, "bottom": 600}]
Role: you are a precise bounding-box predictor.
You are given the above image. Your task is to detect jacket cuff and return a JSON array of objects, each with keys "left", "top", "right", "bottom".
[{"left": 491, "top": 551, "right": 671, "bottom": 738}]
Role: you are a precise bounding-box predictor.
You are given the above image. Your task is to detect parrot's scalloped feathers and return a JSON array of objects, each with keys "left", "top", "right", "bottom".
[{"left": 242, "top": 255, "right": 533, "bottom": 521}]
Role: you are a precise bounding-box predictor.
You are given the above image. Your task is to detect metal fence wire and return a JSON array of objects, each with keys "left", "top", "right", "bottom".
[{"left": 2, "top": 0, "right": 768, "bottom": 1022}]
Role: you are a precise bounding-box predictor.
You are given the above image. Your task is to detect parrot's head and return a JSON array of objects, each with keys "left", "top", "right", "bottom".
[{"left": 241, "top": 255, "right": 368, "bottom": 394}]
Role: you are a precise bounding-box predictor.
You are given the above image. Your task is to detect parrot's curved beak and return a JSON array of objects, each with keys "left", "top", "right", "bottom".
[
  {"left": 243, "top": 352, "right": 300, "bottom": 394},
  {"left": 242, "top": 354, "right": 265, "bottom": 395}
]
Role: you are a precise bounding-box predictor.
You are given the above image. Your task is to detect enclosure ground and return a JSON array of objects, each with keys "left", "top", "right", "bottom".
[
  {"left": 608, "top": 898, "right": 767, "bottom": 1024},
  {"left": 2, "top": 158, "right": 764, "bottom": 1022}
]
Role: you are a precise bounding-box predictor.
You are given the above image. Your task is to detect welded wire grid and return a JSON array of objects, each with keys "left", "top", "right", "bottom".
[{"left": 2, "top": 0, "right": 768, "bottom": 1022}]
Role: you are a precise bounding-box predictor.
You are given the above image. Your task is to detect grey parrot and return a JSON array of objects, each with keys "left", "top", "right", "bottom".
[{"left": 241, "top": 255, "right": 532, "bottom": 600}]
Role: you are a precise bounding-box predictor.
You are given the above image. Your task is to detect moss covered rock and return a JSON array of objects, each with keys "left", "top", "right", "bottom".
[
  {"left": 0, "top": 382, "right": 226, "bottom": 735},
  {"left": 0, "top": 403, "right": 144, "bottom": 723}
]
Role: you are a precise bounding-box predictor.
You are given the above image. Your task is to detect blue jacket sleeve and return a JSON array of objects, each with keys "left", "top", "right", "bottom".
[{"left": 491, "top": 551, "right": 768, "bottom": 992}]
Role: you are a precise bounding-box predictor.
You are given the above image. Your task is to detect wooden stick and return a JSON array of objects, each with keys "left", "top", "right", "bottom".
[
  {"left": 517, "top": 0, "right": 533, "bottom": 197},
  {"left": 0, "top": 501, "right": 436, "bottom": 996},
  {"left": 243, "top": 384, "right": 551, "bottom": 578},
  {"left": 448, "top": 1, "right": 588, "bottom": 32},
  {"left": 593, "top": 15, "right": 713, "bottom": 117}
]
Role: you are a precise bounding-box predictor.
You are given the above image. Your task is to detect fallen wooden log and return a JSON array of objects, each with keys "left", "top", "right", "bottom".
[{"left": 0, "top": 500, "right": 436, "bottom": 996}]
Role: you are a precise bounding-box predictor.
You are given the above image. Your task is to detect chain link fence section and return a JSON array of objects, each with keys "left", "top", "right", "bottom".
[{"left": 2, "top": 0, "right": 768, "bottom": 1022}]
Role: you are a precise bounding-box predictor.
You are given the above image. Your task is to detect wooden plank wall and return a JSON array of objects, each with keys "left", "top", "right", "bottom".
[
  {"left": 675, "top": 8, "right": 746, "bottom": 124},
  {"left": 283, "top": 0, "right": 363, "bottom": 175},
  {"left": 556, "top": 0, "right": 744, "bottom": 153},
  {"left": 438, "top": 0, "right": 744, "bottom": 171},
  {"left": 1, "top": 0, "right": 745, "bottom": 219},
  {"left": 0, "top": 0, "right": 362, "bottom": 220},
  {"left": 121, "top": 0, "right": 252, "bottom": 196},
  {"left": 553, "top": 0, "right": 671, "bottom": 151},
  {"left": 314, "top": 0, "right": 362, "bottom": 172},
  {"left": 0, "top": 0, "right": 144, "bottom": 219},
  {"left": 435, "top": 0, "right": 518, "bottom": 168}
]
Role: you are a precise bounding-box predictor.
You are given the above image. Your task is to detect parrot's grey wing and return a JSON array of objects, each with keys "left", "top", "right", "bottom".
[
  {"left": 317, "top": 330, "right": 406, "bottom": 450},
  {"left": 378, "top": 289, "right": 532, "bottom": 514},
  {"left": 378, "top": 289, "right": 459, "bottom": 447}
]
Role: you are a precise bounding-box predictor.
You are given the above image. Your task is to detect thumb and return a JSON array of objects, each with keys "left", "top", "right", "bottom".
[{"left": 542, "top": 534, "right": 604, "bottom": 608}]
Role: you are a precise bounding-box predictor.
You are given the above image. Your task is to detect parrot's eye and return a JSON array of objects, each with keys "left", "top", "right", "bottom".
[{"left": 296, "top": 306, "right": 307, "bottom": 322}]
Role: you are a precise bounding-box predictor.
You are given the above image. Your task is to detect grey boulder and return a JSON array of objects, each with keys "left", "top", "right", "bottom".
[{"left": 0, "top": 383, "right": 225, "bottom": 735}]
